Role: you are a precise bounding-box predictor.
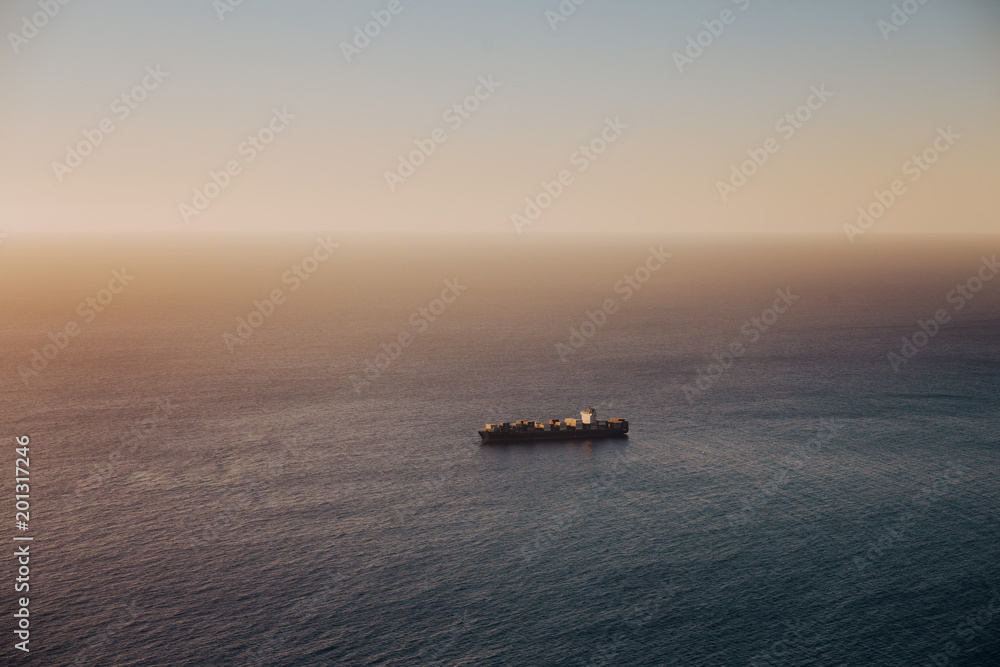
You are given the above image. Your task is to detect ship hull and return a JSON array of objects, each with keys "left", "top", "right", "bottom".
[{"left": 478, "top": 427, "right": 628, "bottom": 444}]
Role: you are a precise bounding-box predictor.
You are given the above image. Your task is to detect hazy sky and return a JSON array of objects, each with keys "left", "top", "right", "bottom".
[{"left": 1, "top": 0, "right": 998, "bottom": 234}]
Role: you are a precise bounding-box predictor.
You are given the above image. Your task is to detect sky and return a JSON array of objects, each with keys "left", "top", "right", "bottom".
[{"left": 0, "top": 0, "right": 998, "bottom": 235}]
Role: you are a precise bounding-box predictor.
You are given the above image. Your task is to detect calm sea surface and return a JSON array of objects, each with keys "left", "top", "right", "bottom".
[{"left": 2, "top": 236, "right": 998, "bottom": 666}]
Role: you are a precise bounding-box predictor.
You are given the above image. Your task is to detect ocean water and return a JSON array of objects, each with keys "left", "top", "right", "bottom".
[{"left": 2, "top": 236, "right": 999, "bottom": 666}]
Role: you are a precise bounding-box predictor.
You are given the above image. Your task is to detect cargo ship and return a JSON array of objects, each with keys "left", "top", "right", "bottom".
[{"left": 479, "top": 408, "right": 628, "bottom": 443}]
